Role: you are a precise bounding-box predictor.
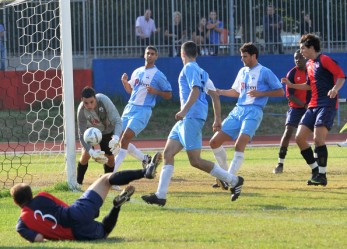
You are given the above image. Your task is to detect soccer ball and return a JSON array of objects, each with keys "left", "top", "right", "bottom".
[{"left": 83, "top": 127, "right": 102, "bottom": 145}]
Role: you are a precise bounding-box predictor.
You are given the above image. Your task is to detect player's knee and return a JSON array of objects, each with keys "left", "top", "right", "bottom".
[{"left": 209, "top": 138, "right": 220, "bottom": 149}]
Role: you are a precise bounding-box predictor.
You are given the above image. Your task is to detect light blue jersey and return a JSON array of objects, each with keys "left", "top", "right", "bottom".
[
  {"left": 178, "top": 62, "right": 208, "bottom": 120},
  {"left": 128, "top": 65, "right": 172, "bottom": 107},
  {"left": 232, "top": 63, "right": 282, "bottom": 108}
]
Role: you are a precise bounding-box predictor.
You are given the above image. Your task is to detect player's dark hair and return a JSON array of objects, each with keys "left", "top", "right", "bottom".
[
  {"left": 182, "top": 41, "right": 197, "bottom": 58},
  {"left": 81, "top": 86, "right": 96, "bottom": 98},
  {"left": 10, "top": 183, "right": 33, "bottom": 207},
  {"left": 240, "top": 42, "right": 259, "bottom": 59},
  {"left": 300, "top": 33, "right": 321, "bottom": 52},
  {"left": 146, "top": 45, "right": 158, "bottom": 54}
]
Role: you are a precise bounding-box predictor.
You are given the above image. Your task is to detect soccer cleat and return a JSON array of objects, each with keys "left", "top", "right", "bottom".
[
  {"left": 142, "top": 154, "right": 152, "bottom": 169},
  {"left": 309, "top": 173, "right": 328, "bottom": 186},
  {"left": 273, "top": 163, "right": 284, "bottom": 174},
  {"left": 337, "top": 141, "right": 347, "bottom": 147},
  {"left": 307, "top": 167, "right": 319, "bottom": 185},
  {"left": 144, "top": 152, "right": 162, "bottom": 179},
  {"left": 216, "top": 178, "right": 229, "bottom": 190},
  {"left": 141, "top": 193, "right": 166, "bottom": 206},
  {"left": 113, "top": 185, "right": 135, "bottom": 208},
  {"left": 230, "top": 176, "right": 244, "bottom": 202}
]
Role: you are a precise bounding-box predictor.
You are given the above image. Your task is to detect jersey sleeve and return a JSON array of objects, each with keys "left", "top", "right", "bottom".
[
  {"left": 156, "top": 71, "right": 172, "bottom": 92},
  {"left": 265, "top": 68, "right": 282, "bottom": 89},
  {"left": 321, "top": 55, "right": 346, "bottom": 80},
  {"left": 99, "top": 94, "right": 122, "bottom": 137},
  {"left": 16, "top": 218, "right": 38, "bottom": 242},
  {"left": 286, "top": 68, "right": 296, "bottom": 96}
]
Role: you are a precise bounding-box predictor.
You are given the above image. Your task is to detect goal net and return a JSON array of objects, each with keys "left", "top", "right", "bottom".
[{"left": 0, "top": 0, "right": 76, "bottom": 189}]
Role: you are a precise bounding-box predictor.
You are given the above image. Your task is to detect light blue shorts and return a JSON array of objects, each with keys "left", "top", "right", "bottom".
[
  {"left": 222, "top": 105, "right": 263, "bottom": 140},
  {"left": 122, "top": 104, "right": 152, "bottom": 136},
  {"left": 168, "top": 118, "right": 205, "bottom": 151}
]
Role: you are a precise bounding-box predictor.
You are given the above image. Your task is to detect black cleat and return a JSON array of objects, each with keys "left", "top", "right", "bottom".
[
  {"left": 144, "top": 152, "right": 162, "bottom": 179},
  {"left": 273, "top": 163, "right": 283, "bottom": 174},
  {"left": 142, "top": 154, "right": 152, "bottom": 169},
  {"left": 309, "top": 173, "right": 327, "bottom": 186},
  {"left": 141, "top": 193, "right": 166, "bottom": 206},
  {"left": 216, "top": 178, "right": 229, "bottom": 190},
  {"left": 230, "top": 176, "right": 244, "bottom": 201},
  {"left": 113, "top": 185, "right": 135, "bottom": 208},
  {"left": 307, "top": 167, "right": 319, "bottom": 185}
]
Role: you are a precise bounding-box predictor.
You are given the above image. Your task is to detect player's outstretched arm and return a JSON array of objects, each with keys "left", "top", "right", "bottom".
[{"left": 208, "top": 90, "right": 222, "bottom": 132}]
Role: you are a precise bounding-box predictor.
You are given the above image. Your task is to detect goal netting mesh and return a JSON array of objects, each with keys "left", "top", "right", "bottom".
[{"left": 0, "top": 0, "right": 76, "bottom": 189}]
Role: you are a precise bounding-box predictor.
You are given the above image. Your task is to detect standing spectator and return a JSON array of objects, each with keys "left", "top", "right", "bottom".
[
  {"left": 192, "top": 17, "right": 210, "bottom": 56},
  {"left": 141, "top": 41, "right": 244, "bottom": 207},
  {"left": 135, "top": 9, "right": 159, "bottom": 57},
  {"left": 10, "top": 160, "right": 161, "bottom": 242},
  {"left": 207, "top": 10, "right": 223, "bottom": 55},
  {"left": 0, "top": 22, "right": 5, "bottom": 71},
  {"left": 273, "top": 50, "right": 310, "bottom": 174},
  {"left": 76, "top": 86, "right": 122, "bottom": 185},
  {"left": 282, "top": 34, "right": 346, "bottom": 186},
  {"left": 165, "top": 11, "right": 187, "bottom": 57},
  {"left": 114, "top": 46, "right": 172, "bottom": 178},
  {"left": 300, "top": 11, "right": 312, "bottom": 35},
  {"left": 263, "top": 4, "right": 284, "bottom": 54},
  {"left": 209, "top": 42, "right": 284, "bottom": 189}
]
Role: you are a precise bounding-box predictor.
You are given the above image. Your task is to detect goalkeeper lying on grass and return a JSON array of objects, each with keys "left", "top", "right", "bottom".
[{"left": 76, "top": 86, "right": 123, "bottom": 185}]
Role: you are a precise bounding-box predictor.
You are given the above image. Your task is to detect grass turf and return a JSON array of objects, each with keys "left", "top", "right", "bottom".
[{"left": 0, "top": 146, "right": 347, "bottom": 248}]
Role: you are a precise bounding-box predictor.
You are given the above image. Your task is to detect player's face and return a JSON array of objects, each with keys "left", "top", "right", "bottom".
[
  {"left": 144, "top": 49, "right": 158, "bottom": 64},
  {"left": 300, "top": 43, "right": 314, "bottom": 60},
  {"left": 294, "top": 52, "right": 306, "bottom": 69},
  {"left": 82, "top": 96, "right": 97, "bottom": 111},
  {"left": 240, "top": 52, "right": 254, "bottom": 67}
]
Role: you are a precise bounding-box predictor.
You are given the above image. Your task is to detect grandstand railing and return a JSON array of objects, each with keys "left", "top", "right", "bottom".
[{"left": 1, "top": 0, "right": 346, "bottom": 69}]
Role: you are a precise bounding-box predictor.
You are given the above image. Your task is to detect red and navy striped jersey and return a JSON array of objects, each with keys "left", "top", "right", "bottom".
[
  {"left": 17, "top": 192, "right": 75, "bottom": 242},
  {"left": 306, "top": 54, "right": 346, "bottom": 109},
  {"left": 286, "top": 66, "right": 310, "bottom": 108}
]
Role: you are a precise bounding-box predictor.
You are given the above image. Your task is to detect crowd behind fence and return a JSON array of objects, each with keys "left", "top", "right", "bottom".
[{"left": 0, "top": 0, "right": 346, "bottom": 69}]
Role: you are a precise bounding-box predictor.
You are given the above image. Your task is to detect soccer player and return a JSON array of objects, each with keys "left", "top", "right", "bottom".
[
  {"left": 10, "top": 158, "right": 161, "bottom": 242},
  {"left": 76, "top": 86, "right": 122, "bottom": 185},
  {"left": 141, "top": 41, "right": 244, "bottom": 206},
  {"left": 114, "top": 46, "right": 172, "bottom": 174},
  {"left": 209, "top": 42, "right": 284, "bottom": 189},
  {"left": 282, "top": 33, "right": 346, "bottom": 186},
  {"left": 273, "top": 50, "right": 310, "bottom": 174}
]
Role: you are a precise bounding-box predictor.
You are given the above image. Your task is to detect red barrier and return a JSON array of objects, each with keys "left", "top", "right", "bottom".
[{"left": 0, "top": 69, "right": 92, "bottom": 110}]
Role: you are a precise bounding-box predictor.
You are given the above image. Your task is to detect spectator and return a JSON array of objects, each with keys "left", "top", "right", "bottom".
[
  {"left": 0, "top": 22, "right": 5, "bottom": 71},
  {"left": 135, "top": 9, "right": 159, "bottom": 57},
  {"left": 192, "top": 17, "right": 210, "bottom": 56},
  {"left": 300, "top": 11, "right": 312, "bottom": 35},
  {"left": 263, "top": 4, "right": 284, "bottom": 54},
  {"left": 207, "top": 10, "right": 223, "bottom": 55},
  {"left": 165, "top": 11, "right": 187, "bottom": 57}
]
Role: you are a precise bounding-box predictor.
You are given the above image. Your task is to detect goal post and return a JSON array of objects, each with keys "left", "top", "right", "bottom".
[{"left": 1, "top": 0, "right": 77, "bottom": 189}]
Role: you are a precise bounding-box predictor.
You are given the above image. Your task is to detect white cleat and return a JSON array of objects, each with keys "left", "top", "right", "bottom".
[{"left": 337, "top": 141, "right": 347, "bottom": 147}]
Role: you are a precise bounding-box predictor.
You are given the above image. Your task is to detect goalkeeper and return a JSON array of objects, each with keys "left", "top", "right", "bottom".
[{"left": 77, "top": 86, "right": 122, "bottom": 185}]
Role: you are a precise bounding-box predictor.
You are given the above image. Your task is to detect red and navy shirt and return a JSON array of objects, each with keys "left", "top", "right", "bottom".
[
  {"left": 286, "top": 66, "right": 310, "bottom": 108},
  {"left": 306, "top": 54, "right": 346, "bottom": 109},
  {"left": 17, "top": 192, "right": 75, "bottom": 242}
]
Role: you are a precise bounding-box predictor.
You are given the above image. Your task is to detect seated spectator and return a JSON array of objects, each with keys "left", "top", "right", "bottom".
[
  {"left": 164, "top": 11, "right": 187, "bottom": 57},
  {"left": 192, "top": 17, "right": 210, "bottom": 56}
]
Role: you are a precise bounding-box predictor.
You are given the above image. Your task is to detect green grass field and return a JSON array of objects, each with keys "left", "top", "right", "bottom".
[{"left": 1, "top": 146, "right": 347, "bottom": 249}]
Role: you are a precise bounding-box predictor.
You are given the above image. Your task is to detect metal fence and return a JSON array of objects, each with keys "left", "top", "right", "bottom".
[{"left": 1, "top": 0, "right": 346, "bottom": 69}]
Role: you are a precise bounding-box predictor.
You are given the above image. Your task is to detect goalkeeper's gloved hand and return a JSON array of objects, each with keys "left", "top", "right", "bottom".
[
  {"left": 88, "top": 149, "right": 108, "bottom": 164},
  {"left": 108, "top": 135, "right": 120, "bottom": 156}
]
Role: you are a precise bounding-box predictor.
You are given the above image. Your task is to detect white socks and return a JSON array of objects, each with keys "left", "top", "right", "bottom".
[
  {"left": 210, "top": 164, "right": 238, "bottom": 186},
  {"left": 113, "top": 148, "right": 127, "bottom": 172},
  {"left": 228, "top": 151, "right": 244, "bottom": 175},
  {"left": 156, "top": 165, "right": 174, "bottom": 199},
  {"left": 127, "top": 143, "right": 145, "bottom": 161},
  {"left": 212, "top": 146, "right": 228, "bottom": 170}
]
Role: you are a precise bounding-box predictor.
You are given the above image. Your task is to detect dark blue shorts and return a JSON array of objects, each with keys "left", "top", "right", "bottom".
[
  {"left": 69, "top": 190, "right": 107, "bottom": 240},
  {"left": 300, "top": 106, "right": 336, "bottom": 131},
  {"left": 286, "top": 107, "right": 306, "bottom": 128}
]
